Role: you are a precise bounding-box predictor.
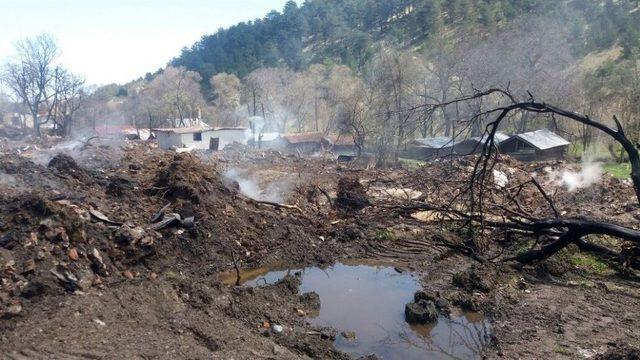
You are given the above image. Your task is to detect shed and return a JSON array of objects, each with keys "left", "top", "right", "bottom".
[
  {"left": 454, "top": 132, "right": 510, "bottom": 155},
  {"left": 323, "top": 134, "right": 357, "bottom": 155},
  {"left": 404, "top": 137, "right": 458, "bottom": 160},
  {"left": 499, "top": 129, "right": 570, "bottom": 161},
  {"left": 282, "top": 132, "right": 324, "bottom": 153}
]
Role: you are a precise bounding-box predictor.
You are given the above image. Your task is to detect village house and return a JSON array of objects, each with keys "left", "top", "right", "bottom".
[
  {"left": 454, "top": 132, "right": 510, "bottom": 155},
  {"left": 282, "top": 132, "right": 324, "bottom": 153},
  {"left": 154, "top": 126, "right": 249, "bottom": 151},
  {"left": 404, "top": 137, "right": 458, "bottom": 160},
  {"left": 499, "top": 129, "right": 570, "bottom": 161}
]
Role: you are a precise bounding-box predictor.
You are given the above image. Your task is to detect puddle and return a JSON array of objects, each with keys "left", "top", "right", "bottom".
[{"left": 222, "top": 263, "right": 491, "bottom": 359}]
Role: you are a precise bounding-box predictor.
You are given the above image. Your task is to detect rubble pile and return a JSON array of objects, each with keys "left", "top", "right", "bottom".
[{"left": 0, "top": 143, "right": 345, "bottom": 322}]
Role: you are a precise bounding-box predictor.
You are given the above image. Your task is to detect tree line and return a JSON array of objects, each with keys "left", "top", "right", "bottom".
[
  {"left": 171, "top": 0, "right": 639, "bottom": 88},
  {"left": 1, "top": 0, "right": 638, "bottom": 168}
]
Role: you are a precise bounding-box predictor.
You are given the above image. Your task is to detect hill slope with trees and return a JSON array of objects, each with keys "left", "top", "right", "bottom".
[{"left": 171, "top": 0, "right": 639, "bottom": 85}]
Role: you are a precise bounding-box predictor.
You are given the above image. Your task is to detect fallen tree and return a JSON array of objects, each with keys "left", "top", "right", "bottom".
[{"left": 408, "top": 89, "right": 640, "bottom": 272}]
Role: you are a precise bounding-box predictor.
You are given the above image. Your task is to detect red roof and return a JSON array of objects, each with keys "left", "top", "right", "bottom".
[
  {"left": 324, "top": 134, "right": 355, "bottom": 146},
  {"left": 282, "top": 132, "right": 324, "bottom": 144}
]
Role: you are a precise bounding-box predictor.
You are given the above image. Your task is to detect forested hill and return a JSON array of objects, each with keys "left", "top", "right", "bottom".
[{"left": 171, "top": 0, "right": 640, "bottom": 83}]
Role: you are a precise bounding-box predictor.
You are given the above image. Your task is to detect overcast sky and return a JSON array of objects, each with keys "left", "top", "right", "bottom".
[{"left": 0, "top": 0, "right": 293, "bottom": 86}]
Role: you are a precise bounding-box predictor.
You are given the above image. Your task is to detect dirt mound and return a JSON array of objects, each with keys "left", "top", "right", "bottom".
[
  {"left": 48, "top": 153, "right": 80, "bottom": 172},
  {"left": 153, "top": 153, "right": 228, "bottom": 204},
  {"left": 335, "top": 176, "right": 370, "bottom": 212}
]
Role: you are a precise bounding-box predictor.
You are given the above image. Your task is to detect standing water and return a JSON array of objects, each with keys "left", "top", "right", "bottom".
[{"left": 229, "top": 262, "right": 491, "bottom": 359}]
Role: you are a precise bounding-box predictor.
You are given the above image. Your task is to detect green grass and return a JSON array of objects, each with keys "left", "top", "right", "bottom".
[
  {"left": 603, "top": 163, "right": 631, "bottom": 179},
  {"left": 555, "top": 346, "right": 572, "bottom": 356},
  {"left": 374, "top": 229, "right": 397, "bottom": 241},
  {"left": 568, "top": 253, "right": 610, "bottom": 275}
]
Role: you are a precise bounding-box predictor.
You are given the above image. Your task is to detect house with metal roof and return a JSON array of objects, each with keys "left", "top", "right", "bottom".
[
  {"left": 499, "top": 129, "right": 570, "bottom": 161},
  {"left": 454, "top": 132, "right": 510, "bottom": 155},
  {"left": 404, "top": 136, "right": 458, "bottom": 160}
]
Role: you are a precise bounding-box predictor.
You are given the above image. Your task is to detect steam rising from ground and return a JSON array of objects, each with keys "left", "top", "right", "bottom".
[
  {"left": 223, "top": 168, "right": 291, "bottom": 203},
  {"left": 551, "top": 162, "right": 603, "bottom": 191}
]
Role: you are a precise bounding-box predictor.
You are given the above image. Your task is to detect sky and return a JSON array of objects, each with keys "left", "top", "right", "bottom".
[{"left": 0, "top": 0, "right": 293, "bottom": 86}]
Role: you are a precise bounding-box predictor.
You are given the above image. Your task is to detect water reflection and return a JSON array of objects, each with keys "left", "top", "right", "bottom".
[{"left": 219, "top": 262, "right": 491, "bottom": 359}]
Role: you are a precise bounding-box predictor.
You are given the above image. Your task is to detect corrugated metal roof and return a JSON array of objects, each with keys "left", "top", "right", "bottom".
[
  {"left": 282, "top": 132, "right": 324, "bottom": 144},
  {"left": 412, "top": 137, "right": 458, "bottom": 148},
  {"left": 515, "top": 129, "right": 570, "bottom": 150},
  {"left": 470, "top": 132, "right": 510, "bottom": 144}
]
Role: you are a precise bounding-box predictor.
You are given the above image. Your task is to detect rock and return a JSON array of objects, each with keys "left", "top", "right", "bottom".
[
  {"left": 300, "top": 291, "right": 320, "bottom": 310},
  {"left": 68, "top": 248, "right": 79, "bottom": 261},
  {"left": 93, "top": 318, "right": 106, "bottom": 326},
  {"left": 295, "top": 308, "right": 306, "bottom": 316},
  {"left": 271, "top": 324, "right": 284, "bottom": 333},
  {"left": 76, "top": 269, "right": 94, "bottom": 291},
  {"left": 3, "top": 303, "right": 22, "bottom": 318},
  {"left": 122, "top": 270, "right": 135, "bottom": 279},
  {"left": 0, "top": 248, "right": 15, "bottom": 269},
  {"left": 405, "top": 299, "right": 438, "bottom": 324},
  {"left": 88, "top": 248, "right": 107, "bottom": 275},
  {"left": 320, "top": 329, "right": 337, "bottom": 340},
  {"left": 341, "top": 331, "right": 357, "bottom": 341},
  {"left": 115, "top": 226, "right": 145, "bottom": 245},
  {"left": 50, "top": 265, "right": 79, "bottom": 291},
  {"left": 21, "top": 259, "right": 36, "bottom": 275}
]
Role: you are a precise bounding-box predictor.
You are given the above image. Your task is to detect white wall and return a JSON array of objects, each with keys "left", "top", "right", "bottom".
[
  {"left": 157, "top": 131, "right": 184, "bottom": 149},
  {"left": 211, "top": 129, "right": 249, "bottom": 150},
  {"left": 156, "top": 129, "right": 250, "bottom": 150}
]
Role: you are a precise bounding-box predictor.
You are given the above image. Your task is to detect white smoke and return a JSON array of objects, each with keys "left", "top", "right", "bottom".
[
  {"left": 223, "top": 168, "right": 290, "bottom": 203},
  {"left": 554, "top": 162, "right": 603, "bottom": 191}
]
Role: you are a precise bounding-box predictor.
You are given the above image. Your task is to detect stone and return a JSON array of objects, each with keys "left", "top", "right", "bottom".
[
  {"left": 0, "top": 248, "right": 15, "bottom": 269},
  {"left": 21, "top": 259, "right": 36, "bottom": 275},
  {"left": 405, "top": 299, "right": 438, "bottom": 324},
  {"left": 341, "top": 331, "right": 357, "bottom": 341},
  {"left": 271, "top": 324, "right": 283, "bottom": 333},
  {"left": 68, "top": 248, "right": 79, "bottom": 261}
]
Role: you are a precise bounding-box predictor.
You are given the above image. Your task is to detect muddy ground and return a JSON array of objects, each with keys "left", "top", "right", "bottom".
[{"left": 0, "top": 138, "right": 639, "bottom": 359}]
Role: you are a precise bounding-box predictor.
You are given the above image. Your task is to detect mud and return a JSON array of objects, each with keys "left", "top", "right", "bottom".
[{"left": 0, "top": 139, "right": 639, "bottom": 359}]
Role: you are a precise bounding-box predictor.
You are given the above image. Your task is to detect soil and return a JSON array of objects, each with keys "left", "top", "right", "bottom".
[{"left": 1, "top": 138, "right": 639, "bottom": 359}]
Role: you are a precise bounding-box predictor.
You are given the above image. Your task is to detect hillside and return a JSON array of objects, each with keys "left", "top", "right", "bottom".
[{"left": 171, "top": 0, "right": 640, "bottom": 84}]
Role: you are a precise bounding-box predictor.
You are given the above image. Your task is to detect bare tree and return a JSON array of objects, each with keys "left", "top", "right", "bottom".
[
  {"left": 2, "top": 34, "right": 61, "bottom": 136},
  {"left": 50, "top": 69, "right": 86, "bottom": 137},
  {"left": 211, "top": 73, "right": 242, "bottom": 126},
  {"left": 141, "top": 66, "right": 205, "bottom": 127}
]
